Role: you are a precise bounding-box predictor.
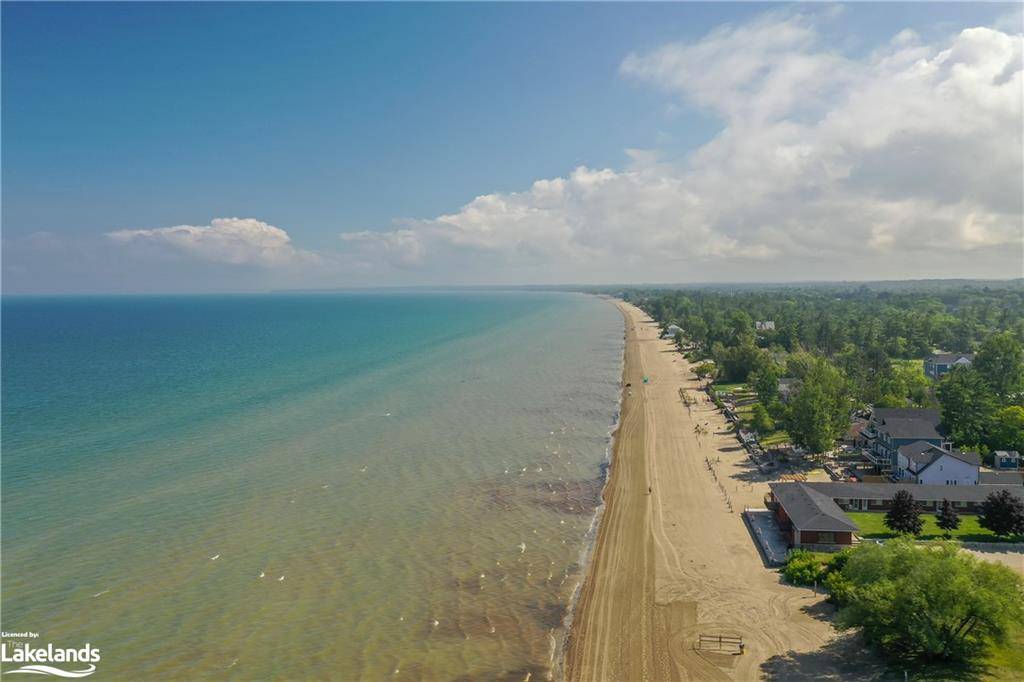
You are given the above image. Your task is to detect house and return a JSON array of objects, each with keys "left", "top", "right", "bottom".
[
  {"left": 861, "top": 407, "right": 949, "bottom": 473},
  {"left": 663, "top": 324, "right": 683, "bottom": 340},
  {"left": 924, "top": 353, "right": 974, "bottom": 380},
  {"left": 755, "top": 321, "right": 776, "bottom": 331},
  {"left": 768, "top": 482, "right": 859, "bottom": 550},
  {"left": 845, "top": 418, "right": 869, "bottom": 448},
  {"left": 766, "top": 481, "right": 1024, "bottom": 549},
  {"left": 995, "top": 450, "right": 1021, "bottom": 470},
  {"left": 894, "top": 442, "right": 979, "bottom": 485},
  {"left": 777, "top": 377, "right": 799, "bottom": 403}
]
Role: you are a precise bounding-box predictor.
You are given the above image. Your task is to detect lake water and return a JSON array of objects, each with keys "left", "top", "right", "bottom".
[{"left": 1, "top": 291, "right": 623, "bottom": 679}]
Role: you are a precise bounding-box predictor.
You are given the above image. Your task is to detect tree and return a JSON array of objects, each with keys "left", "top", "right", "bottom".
[
  {"left": 726, "top": 309, "right": 755, "bottom": 345},
  {"left": 785, "top": 351, "right": 817, "bottom": 380},
  {"left": 684, "top": 315, "right": 708, "bottom": 347},
  {"left": 882, "top": 361, "right": 934, "bottom": 407},
  {"left": 937, "top": 367, "right": 997, "bottom": 447},
  {"left": 874, "top": 394, "right": 906, "bottom": 408},
  {"left": 715, "top": 341, "right": 769, "bottom": 383},
  {"left": 935, "top": 499, "right": 960, "bottom": 537},
  {"left": 750, "top": 403, "right": 774, "bottom": 434},
  {"left": 749, "top": 364, "right": 780, "bottom": 405},
  {"left": 836, "top": 538, "right": 1024, "bottom": 662},
  {"left": 974, "top": 331, "right": 1024, "bottom": 402},
  {"left": 979, "top": 489, "right": 1024, "bottom": 538},
  {"left": 692, "top": 362, "right": 717, "bottom": 381},
  {"left": 991, "top": 405, "right": 1024, "bottom": 453},
  {"left": 783, "top": 357, "right": 851, "bottom": 453},
  {"left": 884, "top": 489, "right": 923, "bottom": 536}
]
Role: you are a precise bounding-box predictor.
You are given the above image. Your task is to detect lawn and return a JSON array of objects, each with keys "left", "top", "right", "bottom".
[
  {"left": 716, "top": 383, "right": 791, "bottom": 445},
  {"left": 712, "top": 382, "right": 748, "bottom": 394},
  {"left": 760, "top": 430, "right": 790, "bottom": 447},
  {"left": 846, "top": 511, "right": 1024, "bottom": 543},
  {"left": 986, "top": 625, "right": 1024, "bottom": 679}
]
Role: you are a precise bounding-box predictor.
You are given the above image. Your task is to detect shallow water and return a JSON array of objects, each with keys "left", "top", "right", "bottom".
[{"left": 1, "top": 291, "right": 623, "bottom": 679}]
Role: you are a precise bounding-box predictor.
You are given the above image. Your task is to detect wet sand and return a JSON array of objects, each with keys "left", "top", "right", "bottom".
[{"left": 564, "top": 301, "right": 845, "bottom": 681}]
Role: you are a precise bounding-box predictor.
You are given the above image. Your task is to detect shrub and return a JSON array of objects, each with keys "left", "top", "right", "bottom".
[
  {"left": 823, "top": 570, "right": 854, "bottom": 606},
  {"left": 782, "top": 550, "right": 827, "bottom": 586}
]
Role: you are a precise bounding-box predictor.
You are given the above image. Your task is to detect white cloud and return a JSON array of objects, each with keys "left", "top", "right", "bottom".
[
  {"left": 107, "top": 218, "right": 318, "bottom": 267},
  {"left": 340, "top": 229, "right": 424, "bottom": 268},
  {"left": 340, "top": 12, "right": 1023, "bottom": 282}
]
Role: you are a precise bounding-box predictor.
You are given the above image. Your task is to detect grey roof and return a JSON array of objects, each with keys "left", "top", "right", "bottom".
[
  {"left": 926, "top": 353, "right": 974, "bottom": 364},
  {"left": 769, "top": 482, "right": 860, "bottom": 533},
  {"left": 897, "top": 441, "right": 980, "bottom": 470},
  {"left": 898, "top": 440, "right": 943, "bottom": 464},
  {"left": 877, "top": 417, "right": 943, "bottom": 441},
  {"left": 995, "top": 450, "right": 1021, "bottom": 459},
  {"left": 792, "top": 481, "right": 1024, "bottom": 504},
  {"left": 979, "top": 471, "right": 1024, "bottom": 486}
]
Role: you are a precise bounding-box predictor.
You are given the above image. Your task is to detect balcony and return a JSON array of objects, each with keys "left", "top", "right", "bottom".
[{"left": 861, "top": 448, "right": 891, "bottom": 470}]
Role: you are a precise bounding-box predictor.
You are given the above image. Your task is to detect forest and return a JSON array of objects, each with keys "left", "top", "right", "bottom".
[{"left": 621, "top": 281, "right": 1024, "bottom": 455}]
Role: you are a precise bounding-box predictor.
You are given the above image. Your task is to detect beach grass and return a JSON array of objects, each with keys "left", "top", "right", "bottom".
[{"left": 847, "top": 512, "right": 1023, "bottom": 543}]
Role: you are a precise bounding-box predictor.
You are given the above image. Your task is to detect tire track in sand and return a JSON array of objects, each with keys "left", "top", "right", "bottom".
[{"left": 565, "top": 301, "right": 844, "bottom": 681}]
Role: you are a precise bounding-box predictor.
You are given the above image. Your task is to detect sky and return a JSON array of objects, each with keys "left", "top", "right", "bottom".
[{"left": 2, "top": 2, "right": 1022, "bottom": 293}]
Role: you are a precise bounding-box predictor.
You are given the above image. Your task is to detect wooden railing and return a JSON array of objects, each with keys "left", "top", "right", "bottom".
[{"left": 697, "top": 634, "right": 744, "bottom": 653}]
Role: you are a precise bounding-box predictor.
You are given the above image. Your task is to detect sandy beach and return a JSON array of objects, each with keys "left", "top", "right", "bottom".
[{"left": 564, "top": 301, "right": 849, "bottom": 681}]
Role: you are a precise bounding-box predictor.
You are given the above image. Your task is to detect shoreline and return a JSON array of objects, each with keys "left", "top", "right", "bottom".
[
  {"left": 563, "top": 299, "right": 653, "bottom": 680},
  {"left": 553, "top": 299, "right": 628, "bottom": 680},
  {"left": 563, "top": 300, "right": 841, "bottom": 681}
]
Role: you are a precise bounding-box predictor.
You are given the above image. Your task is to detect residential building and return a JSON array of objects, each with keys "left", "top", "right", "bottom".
[
  {"left": 766, "top": 481, "right": 1024, "bottom": 549},
  {"left": 995, "top": 450, "right": 1021, "bottom": 470},
  {"left": 663, "top": 324, "right": 683, "bottom": 340},
  {"left": 768, "top": 482, "right": 859, "bottom": 550},
  {"left": 894, "top": 442, "right": 979, "bottom": 485},
  {"left": 979, "top": 470, "right": 1024, "bottom": 486},
  {"left": 845, "top": 418, "right": 869, "bottom": 448},
  {"left": 755, "top": 320, "right": 775, "bottom": 331},
  {"left": 923, "top": 353, "right": 974, "bottom": 380},
  {"left": 861, "top": 407, "right": 949, "bottom": 473}
]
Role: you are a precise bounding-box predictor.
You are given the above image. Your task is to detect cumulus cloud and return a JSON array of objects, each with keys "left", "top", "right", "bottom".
[
  {"left": 107, "top": 218, "right": 318, "bottom": 267},
  {"left": 341, "top": 12, "right": 1023, "bottom": 281},
  {"left": 339, "top": 229, "right": 424, "bottom": 268}
]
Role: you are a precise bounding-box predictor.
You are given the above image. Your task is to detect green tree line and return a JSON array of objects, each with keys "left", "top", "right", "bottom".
[{"left": 628, "top": 283, "right": 1024, "bottom": 453}]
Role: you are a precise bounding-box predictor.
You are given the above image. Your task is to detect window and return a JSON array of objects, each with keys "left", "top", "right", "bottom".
[{"left": 818, "top": 532, "right": 835, "bottom": 544}]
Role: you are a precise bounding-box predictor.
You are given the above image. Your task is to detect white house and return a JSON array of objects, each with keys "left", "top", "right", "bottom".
[
  {"left": 923, "top": 353, "right": 974, "bottom": 380},
  {"left": 663, "top": 324, "right": 683, "bottom": 339},
  {"left": 895, "top": 441, "right": 980, "bottom": 486}
]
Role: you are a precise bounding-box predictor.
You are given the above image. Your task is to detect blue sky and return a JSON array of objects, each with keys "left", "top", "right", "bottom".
[{"left": 3, "top": 2, "right": 1020, "bottom": 292}]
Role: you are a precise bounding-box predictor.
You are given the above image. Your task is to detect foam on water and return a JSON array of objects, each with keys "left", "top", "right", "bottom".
[{"left": 2, "top": 291, "right": 623, "bottom": 680}]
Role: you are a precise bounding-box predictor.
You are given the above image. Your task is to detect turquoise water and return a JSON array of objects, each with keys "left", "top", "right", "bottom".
[{"left": 2, "top": 292, "right": 623, "bottom": 679}]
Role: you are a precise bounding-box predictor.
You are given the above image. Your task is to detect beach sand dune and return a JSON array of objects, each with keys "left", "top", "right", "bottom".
[{"left": 565, "top": 301, "right": 849, "bottom": 681}]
